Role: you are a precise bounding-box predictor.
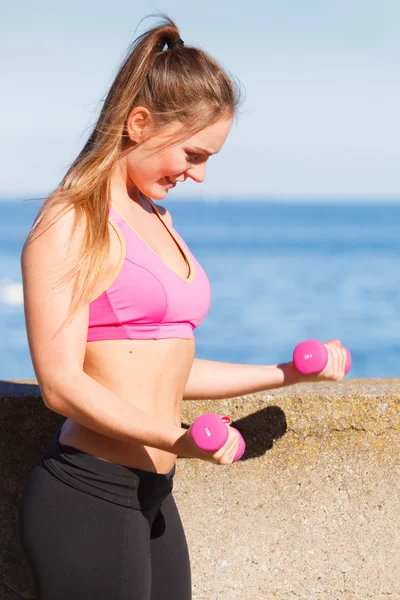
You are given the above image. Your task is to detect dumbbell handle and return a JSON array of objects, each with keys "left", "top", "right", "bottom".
[
  {"left": 293, "top": 339, "right": 352, "bottom": 375},
  {"left": 190, "top": 413, "right": 245, "bottom": 462}
]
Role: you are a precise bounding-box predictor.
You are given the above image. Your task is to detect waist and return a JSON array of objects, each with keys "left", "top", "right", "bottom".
[
  {"left": 78, "top": 337, "right": 194, "bottom": 471},
  {"left": 41, "top": 425, "right": 176, "bottom": 509},
  {"left": 59, "top": 419, "right": 179, "bottom": 473}
]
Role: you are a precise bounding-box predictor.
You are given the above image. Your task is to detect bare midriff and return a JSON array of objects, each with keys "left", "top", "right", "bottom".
[
  {"left": 59, "top": 337, "right": 195, "bottom": 474},
  {"left": 59, "top": 197, "right": 197, "bottom": 474}
]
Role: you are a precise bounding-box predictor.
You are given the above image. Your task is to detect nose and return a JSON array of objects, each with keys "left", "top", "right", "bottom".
[{"left": 186, "top": 163, "right": 206, "bottom": 183}]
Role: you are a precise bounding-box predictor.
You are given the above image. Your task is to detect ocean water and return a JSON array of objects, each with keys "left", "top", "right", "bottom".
[{"left": 1, "top": 198, "right": 399, "bottom": 381}]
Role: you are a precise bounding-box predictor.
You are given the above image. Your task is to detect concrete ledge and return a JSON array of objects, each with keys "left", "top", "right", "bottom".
[{"left": 2, "top": 379, "right": 400, "bottom": 599}]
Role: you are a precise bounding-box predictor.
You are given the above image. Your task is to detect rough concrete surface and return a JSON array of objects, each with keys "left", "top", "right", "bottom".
[{"left": 1, "top": 379, "right": 400, "bottom": 599}]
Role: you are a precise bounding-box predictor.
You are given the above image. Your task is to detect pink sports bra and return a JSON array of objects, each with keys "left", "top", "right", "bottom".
[{"left": 87, "top": 200, "right": 212, "bottom": 342}]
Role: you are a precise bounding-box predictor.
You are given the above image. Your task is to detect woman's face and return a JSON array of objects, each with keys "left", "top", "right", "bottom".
[{"left": 124, "top": 114, "right": 233, "bottom": 201}]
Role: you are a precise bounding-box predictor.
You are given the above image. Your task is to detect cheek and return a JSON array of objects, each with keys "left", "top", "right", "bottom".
[
  {"left": 160, "top": 150, "right": 187, "bottom": 176},
  {"left": 127, "top": 148, "right": 186, "bottom": 183},
  {"left": 127, "top": 155, "right": 159, "bottom": 183}
]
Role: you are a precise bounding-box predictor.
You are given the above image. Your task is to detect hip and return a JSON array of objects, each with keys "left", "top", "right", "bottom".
[
  {"left": 36, "top": 424, "right": 176, "bottom": 509},
  {"left": 59, "top": 418, "right": 178, "bottom": 473}
]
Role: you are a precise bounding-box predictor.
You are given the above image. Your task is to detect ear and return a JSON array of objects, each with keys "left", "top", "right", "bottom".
[{"left": 126, "top": 107, "right": 153, "bottom": 144}]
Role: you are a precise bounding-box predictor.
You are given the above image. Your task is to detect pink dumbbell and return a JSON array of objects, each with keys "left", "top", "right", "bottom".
[
  {"left": 293, "top": 339, "right": 352, "bottom": 375},
  {"left": 190, "top": 413, "right": 246, "bottom": 462}
]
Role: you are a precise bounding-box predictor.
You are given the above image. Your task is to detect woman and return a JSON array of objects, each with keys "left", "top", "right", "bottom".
[{"left": 18, "top": 14, "right": 347, "bottom": 600}]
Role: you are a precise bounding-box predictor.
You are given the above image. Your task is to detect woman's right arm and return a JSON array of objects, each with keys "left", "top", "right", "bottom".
[{"left": 20, "top": 202, "right": 186, "bottom": 453}]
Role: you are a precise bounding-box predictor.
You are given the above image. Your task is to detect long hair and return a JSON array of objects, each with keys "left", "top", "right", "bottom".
[{"left": 24, "top": 13, "right": 243, "bottom": 337}]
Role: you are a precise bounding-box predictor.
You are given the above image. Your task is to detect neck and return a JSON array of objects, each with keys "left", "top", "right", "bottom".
[{"left": 110, "top": 159, "right": 145, "bottom": 212}]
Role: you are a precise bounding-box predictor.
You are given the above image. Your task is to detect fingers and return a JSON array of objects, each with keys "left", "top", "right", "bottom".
[
  {"left": 325, "top": 339, "right": 342, "bottom": 348},
  {"left": 324, "top": 343, "right": 348, "bottom": 381},
  {"left": 212, "top": 426, "right": 240, "bottom": 465},
  {"left": 187, "top": 417, "right": 240, "bottom": 466},
  {"left": 223, "top": 428, "right": 240, "bottom": 464}
]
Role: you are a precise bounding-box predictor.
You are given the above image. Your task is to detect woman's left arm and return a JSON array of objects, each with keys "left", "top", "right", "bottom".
[
  {"left": 182, "top": 358, "right": 303, "bottom": 400},
  {"left": 161, "top": 209, "right": 305, "bottom": 400}
]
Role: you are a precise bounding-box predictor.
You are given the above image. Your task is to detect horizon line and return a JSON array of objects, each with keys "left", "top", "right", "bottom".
[{"left": 1, "top": 195, "right": 400, "bottom": 204}]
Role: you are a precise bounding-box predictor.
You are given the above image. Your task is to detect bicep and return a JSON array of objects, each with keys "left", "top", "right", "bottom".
[{"left": 21, "top": 204, "right": 89, "bottom": 405}]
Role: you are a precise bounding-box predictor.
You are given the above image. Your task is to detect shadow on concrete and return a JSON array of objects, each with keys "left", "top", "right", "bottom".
[{"left": 182, "top": 405, "right": 287, "bottom": 461}]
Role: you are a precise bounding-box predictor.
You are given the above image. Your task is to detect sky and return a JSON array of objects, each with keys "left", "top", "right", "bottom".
[{"left": 2, "top": 0, "right": 399, "bottom": 201}]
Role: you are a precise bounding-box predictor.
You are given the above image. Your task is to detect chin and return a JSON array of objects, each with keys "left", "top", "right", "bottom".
[{"left": 145, "top": 184, "right": 170, "bottom": 201}]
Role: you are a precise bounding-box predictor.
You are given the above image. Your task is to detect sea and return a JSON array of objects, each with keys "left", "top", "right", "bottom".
[{"left": 1, "top": 198, "right": 399, "bottom": 381}]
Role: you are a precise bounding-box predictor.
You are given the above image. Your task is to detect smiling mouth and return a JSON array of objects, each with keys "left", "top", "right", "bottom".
[{"left": 165, "top": 177, "right": 176, "bottom": 187}]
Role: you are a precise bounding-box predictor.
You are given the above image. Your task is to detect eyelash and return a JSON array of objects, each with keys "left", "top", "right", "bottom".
[{"left": 186, "top": 153, "right": 203, "bottom": 164}]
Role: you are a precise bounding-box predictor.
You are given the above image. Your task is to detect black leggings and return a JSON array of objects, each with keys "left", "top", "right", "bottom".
[{"left": 18, "top": 427, "right": 192, "bottom": 600}]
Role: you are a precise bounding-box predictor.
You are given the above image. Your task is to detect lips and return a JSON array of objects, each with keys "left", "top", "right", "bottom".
[{"left": 165, "top": 176, "right": 176, "bottom": 187}]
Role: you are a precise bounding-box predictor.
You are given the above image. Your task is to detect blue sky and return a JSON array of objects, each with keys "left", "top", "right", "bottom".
[{"left": 2, "top": 0, "right": 399, "bottom": 201}]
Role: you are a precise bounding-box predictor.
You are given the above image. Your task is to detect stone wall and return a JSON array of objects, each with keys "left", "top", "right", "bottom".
[{"left": 1, "top": 379, "right": 400, "bottom": 599}]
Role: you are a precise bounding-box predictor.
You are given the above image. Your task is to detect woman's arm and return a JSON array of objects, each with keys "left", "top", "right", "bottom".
[{"left": 182, "top": 358, "right": 302, "bottom": 400}]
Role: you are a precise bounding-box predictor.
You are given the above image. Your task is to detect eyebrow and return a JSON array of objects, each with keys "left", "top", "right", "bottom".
[{"left": 189, "top": 146, "right": 218, "bottom": 156}]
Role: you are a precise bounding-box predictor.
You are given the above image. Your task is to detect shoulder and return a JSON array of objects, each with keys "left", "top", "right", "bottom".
[
  {"left": 154, "top": 202, "right": 173, "bottom": 226},
  {"left": 22, "top": 198, "right": 82, "bottom": 255}
]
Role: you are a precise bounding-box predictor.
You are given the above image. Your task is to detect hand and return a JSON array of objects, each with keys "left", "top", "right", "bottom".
[
  {"left": 177, "top": 422, "right": 241, "bottom": 465},
  {"left": 305, "top": 339, "right": 348, "bottom": 383}
]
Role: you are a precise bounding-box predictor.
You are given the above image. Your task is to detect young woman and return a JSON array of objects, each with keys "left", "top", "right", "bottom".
[{"left": 18, "top": 15, "right": 347, "bottom": 600}]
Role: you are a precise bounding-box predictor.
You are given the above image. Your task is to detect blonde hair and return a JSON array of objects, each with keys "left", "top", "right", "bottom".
[{"left": 24, "top": 13, "right": 243, "bottom": 337}]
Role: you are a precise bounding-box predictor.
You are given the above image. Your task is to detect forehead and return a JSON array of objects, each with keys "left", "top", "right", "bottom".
[{"left": 159, "top": 118, "right": 232, "bottom": 154}]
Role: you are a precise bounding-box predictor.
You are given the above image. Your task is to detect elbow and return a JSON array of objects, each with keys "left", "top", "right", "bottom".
[
  {"left": 37, "top": 370, "right": 82, "bottom": 412},
  {"left": 39, "top": 384, "right": 66, "bottom": 413}
]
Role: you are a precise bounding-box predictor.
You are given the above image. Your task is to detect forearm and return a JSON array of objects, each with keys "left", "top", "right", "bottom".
[
  {"left": 44, "top": 371, "right": 185, "bottom": 453},
  {"left": 182, "top": 358, "right": 303, "bottom": 400}
]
